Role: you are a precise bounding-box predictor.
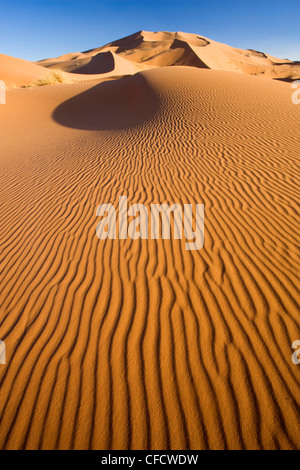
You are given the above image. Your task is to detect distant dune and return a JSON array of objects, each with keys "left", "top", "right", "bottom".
[
  {"left": 1, "top": 31, "right": 299, "bottom": 89},
  {"left": 37, "top": 30, "right": 300, "bottom": 82},
  {"left": 0, "top": 33, "right": 300, "bottom": 450}
]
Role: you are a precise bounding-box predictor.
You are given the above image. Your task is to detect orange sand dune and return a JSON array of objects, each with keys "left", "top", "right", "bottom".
[
  {"left": 0, "top": 50, "right": 150, "bottom": 90},
  {"left": 38, "top": 50, "right": 153, "bottom": 76},
  {"left": 0, "top": 53, "right": 52, "bottom": 88},
  {"left": 38, "top": 30, "right": 300, "bottom": 81},
  {"left": 0, "top": 67, "right": 299, "bottom": 450}
]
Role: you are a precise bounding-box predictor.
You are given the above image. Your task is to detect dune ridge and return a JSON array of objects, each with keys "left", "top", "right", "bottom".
[
  {"left": 37, "top": 30, "right": 300, "bottom": 81},
  {"left": 0, "top": 66, "right": 299, "bottom": 449},
  {"left": 2, "top": 31, "right": 299, "bottom": 90},
  {"left": 0, "top": 52, "right": 53, "bottom": 88}
]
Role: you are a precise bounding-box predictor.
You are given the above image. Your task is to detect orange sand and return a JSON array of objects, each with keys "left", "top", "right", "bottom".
[{"left": 0, "top": 33, "right": 300, "bottom": 450}]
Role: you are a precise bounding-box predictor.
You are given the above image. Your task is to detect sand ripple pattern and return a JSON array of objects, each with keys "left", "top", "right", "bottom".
[{"left": 0, "top": 68, "right": 299, "bottom": 449}]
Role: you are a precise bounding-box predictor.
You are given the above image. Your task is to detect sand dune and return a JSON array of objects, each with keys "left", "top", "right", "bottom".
[
  {"left": 0, "top": 50, "right": 150, "bottom": 90},
  {"left": 38, "top": 50, "right": 152, "bottom": 76},
  {"left": 0, "top": 65, "right": 299, "bottom": 449},
  {"left": 2, "top": 31, "right": 299, "bottom": 89},
  {"left": 38, "top": 30, "right": 300, "bottom": 81},
  {"left": 0, "top": 53, "right": 53, "bottom": 88}
]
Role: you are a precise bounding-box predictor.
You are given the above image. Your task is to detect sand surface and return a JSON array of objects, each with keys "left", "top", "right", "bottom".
[
  {"left": 0, "top": 42, "right": 300, "bottom": 450},
  {"left": 0, "top": 52, "right": 53, "bottom": 88}
]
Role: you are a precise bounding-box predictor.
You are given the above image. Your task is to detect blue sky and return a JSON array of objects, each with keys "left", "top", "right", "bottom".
[{"left": 1, "top": 0, "right": 299, "bottom": 61}]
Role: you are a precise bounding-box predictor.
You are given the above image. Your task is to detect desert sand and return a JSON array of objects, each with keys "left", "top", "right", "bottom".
[
  {"left": 0, "top": 52, "right": 53, "bottom": 88},
  {"left": 38, "top": 31, "right": 300, "bottom": 82},
  {"left": 0, "top": 32, "right": 299, "bottom": 450}
]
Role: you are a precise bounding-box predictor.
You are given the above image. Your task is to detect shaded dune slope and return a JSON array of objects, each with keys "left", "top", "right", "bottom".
[
  {"left": 53, "top": 73, "right": 158, "bottom": 130},
  {"left": 0, "top": 68, "right": 299, "bottom": 449}
]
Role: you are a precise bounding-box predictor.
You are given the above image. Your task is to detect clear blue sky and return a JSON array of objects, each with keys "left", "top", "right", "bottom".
[{"left": 1, "top": 0, "right": 299, "bottom": 61}]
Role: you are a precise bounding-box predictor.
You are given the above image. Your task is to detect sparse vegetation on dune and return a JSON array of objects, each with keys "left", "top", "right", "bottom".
[{"left": 26, "top": 70, "right": 73, "bottom": 87}]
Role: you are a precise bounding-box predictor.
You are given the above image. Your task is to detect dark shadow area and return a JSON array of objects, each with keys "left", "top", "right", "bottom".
[
  {"left": 272, "top": 61, "right": 300, "bottom": 66},
  {"left": 246, "top": 49, "right": 268, "bottom": 59},
  {"left": 83, "top": 31, "right": 144, "bottom": 55},
  {"left": 170, "top": 39, "right": 210, "bottom": 68},
  {"left": 112, "top": 31, "right": 144, "bottom": 53},
  {"left": 274, "top": 77, "right": 300, "bottom": 83},
  {"left": 196, "top": 36, "right": 210, "bottom": 46},
  {"left": 72, "top": 52, "right": 115, "bottom": 74},
  {"left": 137, "top": 39, "right": 210, "bottom": 68},
  {"left": 52, "top": 73, "right": 159, "bottom": 131}
]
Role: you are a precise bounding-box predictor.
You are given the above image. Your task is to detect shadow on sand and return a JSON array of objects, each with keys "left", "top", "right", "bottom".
[
  {"left": 52, "top": 73, "right": 159, "bottom": 131},
  {"left": 72, "top": 52, "right": 115, "bottom": 75}
]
